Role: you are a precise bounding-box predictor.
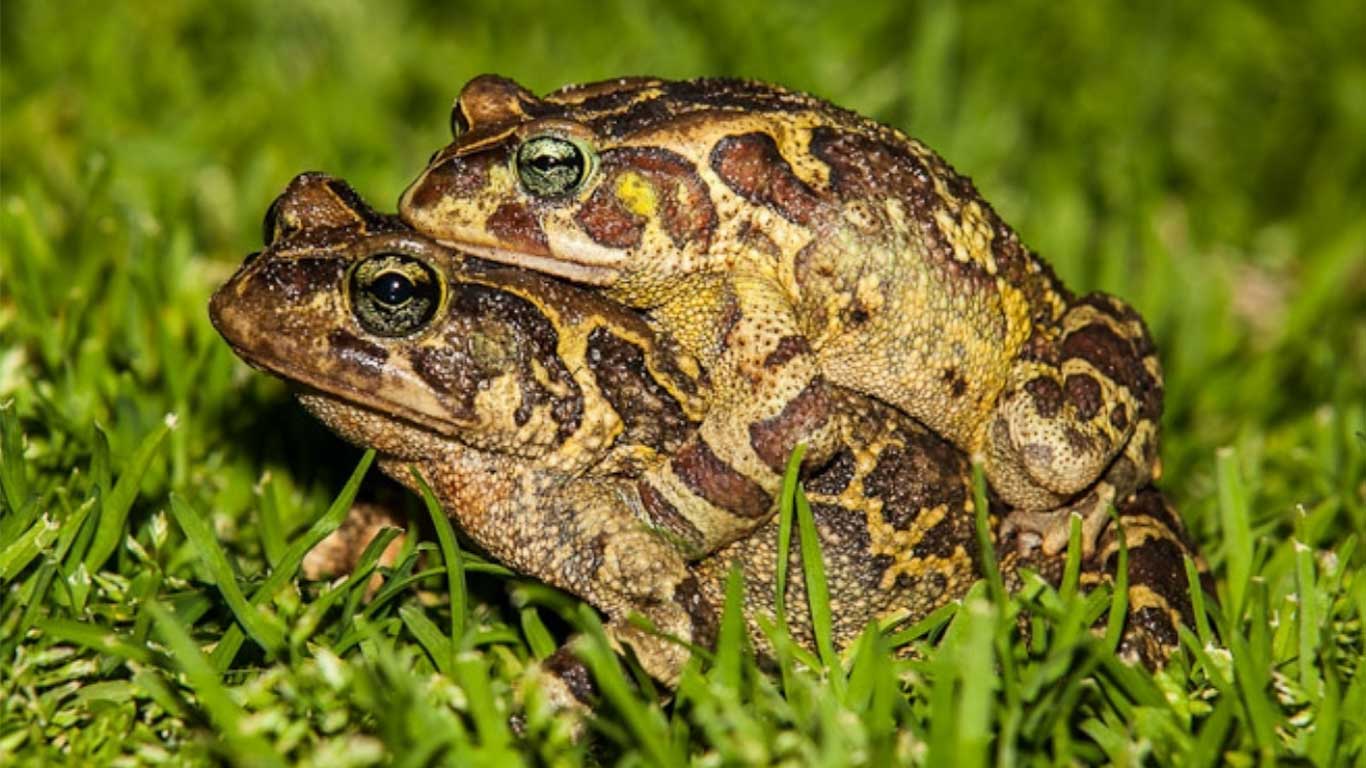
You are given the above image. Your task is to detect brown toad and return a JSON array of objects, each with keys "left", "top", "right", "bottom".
[
  {"left": 400, "top": 76, "right": 1164, "bottom": 558},
  {"left": 212, "top": 174, "right": 1202, "bottom": 712}
]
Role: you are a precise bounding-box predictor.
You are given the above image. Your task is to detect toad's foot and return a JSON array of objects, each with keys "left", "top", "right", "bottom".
[{"left": 1002, "top": 484, "right": 1116, "bottom": 558}]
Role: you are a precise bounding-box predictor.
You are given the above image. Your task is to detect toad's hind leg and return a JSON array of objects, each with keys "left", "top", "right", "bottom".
[
  {"left": 999, "top": 486, "right": 1211, "bottom": 667},
  {"left": 987, "top": 294, "right": 1164, "bottom": 556}
]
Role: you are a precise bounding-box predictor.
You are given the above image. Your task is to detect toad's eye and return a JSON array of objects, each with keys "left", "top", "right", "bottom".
[
  {"left": 262, "top": 195, "right": 287, "bottom": 245},
  {"left": 450, "top": 104, "right": 470, "bottom": 139},
  {"left": 515, "top": 135, "right": 592, "bottom": 197},
  {"left": 349, "top": 253, "right": 443, "bottom": 337}
]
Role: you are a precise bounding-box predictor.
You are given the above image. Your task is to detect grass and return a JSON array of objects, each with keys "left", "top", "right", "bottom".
[{"left": 2, "top": 0, "right": 1364, "bottom": 764}]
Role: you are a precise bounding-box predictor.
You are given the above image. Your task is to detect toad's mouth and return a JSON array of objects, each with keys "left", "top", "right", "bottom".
[
  {"left": 210, "top": 319, "right": 467, "bottom": 454},
  {"left": 436, "top": 239, "right": 622, "bottom": 287}
]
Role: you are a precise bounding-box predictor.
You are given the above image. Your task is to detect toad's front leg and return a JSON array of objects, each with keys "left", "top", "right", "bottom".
[
  {"left": 987, "top": 293, "right": 1164, "bottom": 556},
  {"left": 416, "top": 455, "right": 717, "bottom": 711},
  {"left": 636, "top": 275, "right": 842, "bottom": 554}
]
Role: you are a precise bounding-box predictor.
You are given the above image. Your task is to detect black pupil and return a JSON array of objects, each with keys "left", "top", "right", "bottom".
[
  {"left": 531, "top": 154, "right": 567, "bottom": 172},
  {"left": 370, "top": 273, "right": 414, "bottom": 306}
]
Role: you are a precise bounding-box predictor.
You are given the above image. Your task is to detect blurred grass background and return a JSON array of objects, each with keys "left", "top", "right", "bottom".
[{"left": 3, "top": 0, "right": 1365, "bottom": 764}]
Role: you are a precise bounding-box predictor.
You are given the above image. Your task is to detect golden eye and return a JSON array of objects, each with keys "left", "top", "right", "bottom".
[
  {"left": 349, "top": 253, "right": 443, "bottom": 337},
  {"left": 516, "top": 135, "right": 593, "bottom": 197}
]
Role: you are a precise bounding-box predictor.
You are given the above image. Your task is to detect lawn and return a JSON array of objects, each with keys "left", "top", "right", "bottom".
[{"left": 2, "top": 0, "right": 1364, "bottom": 764}]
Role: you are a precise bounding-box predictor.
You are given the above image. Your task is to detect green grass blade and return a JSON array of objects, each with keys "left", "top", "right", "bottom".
[
  {"left": 955, "top": 599, "right": 996, "bottom": 768},
  {"left": 256, "top": 470, "right": 287, "bottom": 568},
  {"left": 0, "top": 513, "right": 59, "bottom": 581},
  {"left": 323, "top": 525, "right": 404, "bottom": 643},
  {"left": 795, "top": 482, "right": 843, "bottom": 696},
  {"left": 519, "top": 607, "right": 556, "bottom": 660},
  {"left": 209, "top": 448, "right": 374, "bottom": 671},
  {"left": 1102, "top": 507, "right": 1129, "bottom": 652},
  {"left": 574, "top": 605, "right": 677, "bottom": 768},
  {"left": 410, "top": 466, "right": 466, "bottom": 657},
  {"left": 1216, "top": 447, "right": 1252, "bottom": 619},
  {"left": 1184, "top": 555, "right": 1214, "bottom": 648},
  {"left": 1059, "top": 512, "right": 1084, "bottom": 603},
  {"left": 146, "top": 600, "right": 285, "bottom": 768},
  {"left": 36, "top": 617, "right": 157, "bottom": 665},
  {"left": 1293, "top": 520, "right": 1324, "bottom": 699},
  {"left": 454, "top": 652, "right": 515, "bottom": 753},
  {"left": 774, "top": 443, "right": 807, "bottom": 635},
  {"left": 167, "top": 494, "right": 285, "bottom": 656},
  {"left": 0, "top": 400, "right": 30, "bottom": 517},
  {"left": 714, "top": 562, "right": 747, "bottom": 691},
  {"left": 399, "top": 604, "right": 454, "bottom": 677},
  {"left": 970, "top": 463, "right": 1006, "bottom": 605},
  {"left": 884, "top": 600, "right": 959, "bottom": 647},
  {"left": 84, "top": 416, "right": 174, "bottom": 573}
]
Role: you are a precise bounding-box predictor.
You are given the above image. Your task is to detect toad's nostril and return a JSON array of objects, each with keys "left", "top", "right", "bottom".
[{"left": 243, "top": 250, "right": 262, "bottom": 266}]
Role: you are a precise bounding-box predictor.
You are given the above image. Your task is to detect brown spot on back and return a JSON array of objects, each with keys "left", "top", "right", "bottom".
[
  {"left": 862, "top": 426, "right": 970, "bottom": 531},
  {"left": 715, "top": 292, "right": 743, "bottom": 353},
  {"left": 563, "top": 78, "right": 846, "bottom": 140},
  {"left": 1063, "top": 426, "right": 1096, "bottom": 454},
  {"left": 447, "top": 283, "right": 583, "bottom": 441},
  {"left": 710, "top": 132, "right": 823, "bottom": 225},
  {"left": 942, "top": 367, "right": 967, "bottom": 398},
  {"left": 486, "top": 201, "right": 550, "bottom": 256},
  {"left": 673, "top": 438, "right": 771, "bottom": 519},
  {"left": 638, "top": 481, "right": 705, "bottom": 554},
  {"left": 586, "top": 327, "right": 694, "bottom": 452},
  {"left": 673, "top": 575, "right": 719, "bottom": 647},
  {"left": 1024, "top": 376, "right": 1063, "bottom": 419},
  {"left": 914, "top": 515, "right": 967, "bottom": 559},
  {"left": 1116, "top": 488, "right": 1214, "bottom": 594},
  {"left": 1064, "top": 373, "right": 1102, "bottom": 421},
  {"left": 576, "top": 181, "right": 646, "bottom": 249},
  {"left": 578, "top": 146, "right": 716, "bottom": 250},
  {"left": 762, "top": 335, "right": 811, "bottom": 370},
  {"left": 748, "top": 380, "right": 833, "bottom": 471},
  {"left": 808, "top": 126, "right": 992, "bottom": 287},
  {"left": 543, "top": 646, "right": 597, "bottom": 704},
  {"left": 1118, "top": 535, "right": 1195, "bottom": 621},
  {"left": 1110, "top": 403, "right": 1129, "bottom": 431},
  {"left": 1061, "top": 320, "right": 1162, "bottom": 419},
  {"left": 410, "top": 345, "right": 482, "bottom": 419},
  {"left": 805, "top": 449, "right": 856, "bottom": 495},
  {"left": 1118, "top": 488, "right": 1180, "bottom": 537}
]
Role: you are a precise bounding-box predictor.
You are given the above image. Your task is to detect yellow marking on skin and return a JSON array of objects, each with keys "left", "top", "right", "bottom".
[
  {"left": 933, "top": 201, "right": 998, "bottom": 275},
  {"left": 529, "top": 357, "right": 574, "bottom": 399},
  {"left": 615, "top": 172, "right": 658, "bottom": 218},
  {"left": 996, "top": 279, "right": 1035, "bottom": 360},
  {"left": 1127, "top": 584, "right": 1177, "bottom": 613},
  {"left": 487, "top": 162, "right": 516, "bottom": 192},
  {"left": 852, "top": 272, "right": 885, "bottom": 315}
]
